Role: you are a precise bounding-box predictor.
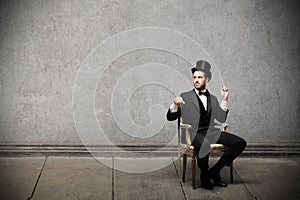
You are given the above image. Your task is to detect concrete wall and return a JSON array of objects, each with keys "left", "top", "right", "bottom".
[{"left": 0, "top": 0, "right": 299, "bottom": 146}]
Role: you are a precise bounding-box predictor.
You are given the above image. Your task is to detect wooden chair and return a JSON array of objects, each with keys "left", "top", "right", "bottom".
[{"left": 178, "top": 119, "right": 233, "bottom": 189}]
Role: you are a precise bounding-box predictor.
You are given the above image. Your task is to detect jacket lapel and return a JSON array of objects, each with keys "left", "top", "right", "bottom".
[
  {"left": 207, "top": 92, "right": 212, "bottom": 114},
  {"left": 189, "top": 90, "right": 200, "bottom": 111}
]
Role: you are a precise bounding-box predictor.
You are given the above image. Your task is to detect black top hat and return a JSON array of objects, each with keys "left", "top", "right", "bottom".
[{"left": 191, "top": 60, "right": 212, "bottom": 81}]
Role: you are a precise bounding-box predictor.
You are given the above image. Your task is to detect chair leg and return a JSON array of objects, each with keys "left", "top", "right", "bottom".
[
  {"left": 230, "top": 162, "right": 233, "bottom": 183},
  {"left": 178, "top": 152, "right": 181, "bottom": 180},
  {"left": 192, "top": 153, "right": 196, "bottom": 189},
  {"left": 182, "top": 154, "right": 187, "bottom": 182}
]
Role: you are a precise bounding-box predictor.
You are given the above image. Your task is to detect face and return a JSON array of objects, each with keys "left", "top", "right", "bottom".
[{"left": 193, "top": 71, "right": 208, "bottom": 90}]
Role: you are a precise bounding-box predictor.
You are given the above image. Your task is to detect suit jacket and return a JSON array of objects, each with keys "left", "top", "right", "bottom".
[{"left": 166, "top": 89, "right": 228, "bottom": 141}]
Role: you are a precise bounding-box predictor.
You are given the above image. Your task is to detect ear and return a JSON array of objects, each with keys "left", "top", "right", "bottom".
[{"left": 205, "top": 77, "right": 209, "bottom": 83}]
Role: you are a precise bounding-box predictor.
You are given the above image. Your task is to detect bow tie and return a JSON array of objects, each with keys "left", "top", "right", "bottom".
[{"left": 198, "top": 90, "right": 209, "bottom": 96}]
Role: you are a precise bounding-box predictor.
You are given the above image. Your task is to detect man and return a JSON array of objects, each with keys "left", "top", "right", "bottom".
[{"left": 166, "top": 60, "right": 246, "bottom": 190}]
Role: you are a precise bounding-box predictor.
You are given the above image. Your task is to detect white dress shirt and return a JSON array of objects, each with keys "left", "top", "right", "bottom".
[{"left": 170, "top": 88, "right": 228, "bottom": 113}]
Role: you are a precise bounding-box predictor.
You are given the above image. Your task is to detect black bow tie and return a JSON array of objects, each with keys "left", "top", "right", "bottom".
[{"left": 198, "top": 90, "right": 209, "bottom": 96}]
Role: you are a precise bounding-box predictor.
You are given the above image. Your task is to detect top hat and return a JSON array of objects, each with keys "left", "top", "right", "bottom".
[{"left": 191, "top": 60, "right": 212, "bottom": 81}]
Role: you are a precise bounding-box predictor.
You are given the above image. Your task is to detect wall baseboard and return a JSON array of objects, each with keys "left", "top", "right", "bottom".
[{"left": 0, "top": 143, "right": 299, "bottom": 157}]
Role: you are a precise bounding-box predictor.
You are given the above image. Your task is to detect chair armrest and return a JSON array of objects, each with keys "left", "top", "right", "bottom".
[
  {"left": 180, "top": 123, "right": 191, "bottom": 129},
  {"left": 179, "top": 119, "right": 228, "bottom": 147},
  {"left": 221, "top": 123, "right": 228, "bottom": 132}
]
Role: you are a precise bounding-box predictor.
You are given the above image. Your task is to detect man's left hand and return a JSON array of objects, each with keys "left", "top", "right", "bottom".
[{"left": 221, "top": 85, "right": 229, "bottom": 101}]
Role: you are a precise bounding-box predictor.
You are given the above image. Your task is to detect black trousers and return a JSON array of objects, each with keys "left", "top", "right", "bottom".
[{"left": 192, "top": 131, "right": 247, "bottom": 172}]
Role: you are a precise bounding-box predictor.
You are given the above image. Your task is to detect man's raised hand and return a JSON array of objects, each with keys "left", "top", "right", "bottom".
[
  {"left": 221, "top": 85, "right": 229, "bottom": 101},
  {"left": 174, "top": 96, "right": 185, "bottom": 107}
]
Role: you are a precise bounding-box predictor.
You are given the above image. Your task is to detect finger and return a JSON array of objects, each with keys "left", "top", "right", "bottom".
[{"left": 222, "top": 86, "right": 228, "bottom": 91}]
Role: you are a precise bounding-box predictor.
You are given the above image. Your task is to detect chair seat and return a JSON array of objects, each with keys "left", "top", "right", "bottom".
[
  {"left": 181, "top": 143, "right": 226, "bottom": 152},
  {"left": 210, "top": 144, "right": 223, "bottom": 148},
  {"left": 181, "top": 144, "right": 194, "bottom": 150}
]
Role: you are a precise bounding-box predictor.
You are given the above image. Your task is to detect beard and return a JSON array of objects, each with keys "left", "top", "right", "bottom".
[{"left": 194, "top": 83, "right": 206, "bottom": 91}]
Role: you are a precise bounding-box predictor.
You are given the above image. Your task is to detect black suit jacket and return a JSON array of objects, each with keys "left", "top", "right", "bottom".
[{"left": 166, "top": 89, "right": 228, "bottom": 140}]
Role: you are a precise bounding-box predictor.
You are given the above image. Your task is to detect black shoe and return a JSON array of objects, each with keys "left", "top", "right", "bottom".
[
  {"left": 201, "top": 181, "right": 214, "bottom": 190},
  {"left": 210, "top": 174, "right": 227, "bottom": 187},
  {"left": 200, "top": 174, "right": 214, "bottom": 190},
  {"left": 212, "top": 178, "right": 227, "bottom": 187},
  {"left": 209, "top": 172, "right": 227, "bottom": 187}
]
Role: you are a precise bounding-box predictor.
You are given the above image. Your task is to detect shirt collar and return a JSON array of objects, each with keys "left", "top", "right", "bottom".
[{"left": 194, "top": 88, "right": 207, "bottom": 93}]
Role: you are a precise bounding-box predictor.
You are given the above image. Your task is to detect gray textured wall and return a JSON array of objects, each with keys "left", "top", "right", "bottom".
[{"left": 0, "top": 0, "right": 299, "bottom": 146}]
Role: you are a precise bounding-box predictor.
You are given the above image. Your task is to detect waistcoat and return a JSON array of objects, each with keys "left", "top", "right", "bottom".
[{"left": 196, "top": 94, "right": 211, "bottom": 134}]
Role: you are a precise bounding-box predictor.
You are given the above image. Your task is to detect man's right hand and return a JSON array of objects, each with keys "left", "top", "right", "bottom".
[{"left": 174, "top": 97, "right": 185, "bottom": 107}]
